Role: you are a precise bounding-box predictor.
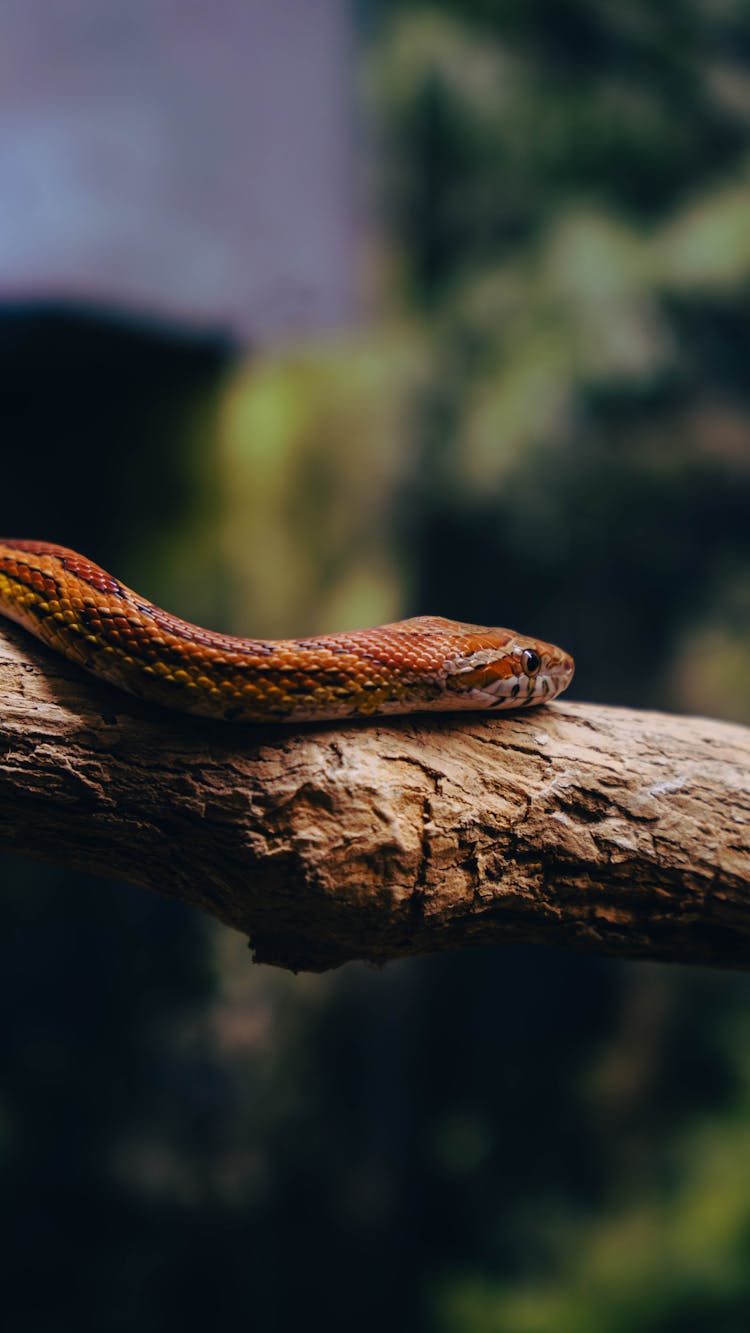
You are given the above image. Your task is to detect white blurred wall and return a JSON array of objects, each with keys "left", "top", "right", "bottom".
[{"left": 0, "top": 0, "right": 356, "bottom": 342}]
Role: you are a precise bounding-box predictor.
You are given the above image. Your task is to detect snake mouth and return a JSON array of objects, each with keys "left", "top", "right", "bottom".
[{"left": 445, "top": 645, "right": 575, "bottom": 709}]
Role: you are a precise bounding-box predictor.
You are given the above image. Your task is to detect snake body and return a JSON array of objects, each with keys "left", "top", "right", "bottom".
[{"left": 0, "top": 540, "right": 574, "bottom": 723}]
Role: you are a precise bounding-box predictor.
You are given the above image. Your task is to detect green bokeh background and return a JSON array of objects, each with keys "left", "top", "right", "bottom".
[{"left": 2, "top": 2, "right": 750, "bottom": 1329}]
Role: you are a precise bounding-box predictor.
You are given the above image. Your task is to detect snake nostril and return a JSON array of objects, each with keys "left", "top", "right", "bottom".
[{"left": 521, "top": 649, "right": 541, "bottom": 676}]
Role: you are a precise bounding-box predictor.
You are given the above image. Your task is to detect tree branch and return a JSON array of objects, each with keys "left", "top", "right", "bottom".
[{"left": 1, "top": 622, "right": 748, "bottom": 972}]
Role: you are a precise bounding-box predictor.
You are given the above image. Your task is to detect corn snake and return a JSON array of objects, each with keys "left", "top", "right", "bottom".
[{"left": 0, "top": 540, "right": 574, "bottom": 723}]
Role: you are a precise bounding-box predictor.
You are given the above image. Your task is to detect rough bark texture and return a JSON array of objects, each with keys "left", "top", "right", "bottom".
[{"left": 0, "top": 621, "right": 748, "bottom": 973}]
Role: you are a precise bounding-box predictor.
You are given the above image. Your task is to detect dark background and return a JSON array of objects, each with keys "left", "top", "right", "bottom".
[{"left": 2, "top": 3, "right": 750, "bottom": 1330}]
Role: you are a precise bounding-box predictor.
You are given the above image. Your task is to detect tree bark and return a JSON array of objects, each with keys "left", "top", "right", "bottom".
[{"left": 0, "top": 621, "right": 748, "bottom": 973}]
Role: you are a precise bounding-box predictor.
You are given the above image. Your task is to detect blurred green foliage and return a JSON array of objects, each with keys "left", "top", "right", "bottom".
[
  {"left": 363, "top": 2, "right": 750, "bottom": 1326},
  {"left": 435, "top": 1007, "right": 750, "bottom": 1332},
  {"left": 2, "top": 3, "right": 750, "bottom": 1331},
  {"left": 215, "top": 3, "right": 750, "bottom": 1326},
  {"left": 219, "top": 0, "right": 750, "bottom": 717}
]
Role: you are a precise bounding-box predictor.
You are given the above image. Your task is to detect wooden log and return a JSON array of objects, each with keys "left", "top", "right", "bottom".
[{"left": 0, "top": 621, "right": 748, "bottom": 973}]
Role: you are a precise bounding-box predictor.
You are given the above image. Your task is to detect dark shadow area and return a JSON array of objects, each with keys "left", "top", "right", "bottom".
[{"left": 0, "top": 302, "right": 234, "bottom": 561}]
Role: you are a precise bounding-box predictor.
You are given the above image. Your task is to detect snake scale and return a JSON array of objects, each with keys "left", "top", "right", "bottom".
[{"left": 0, "top": 540, "right": 574, "bottom": 723}]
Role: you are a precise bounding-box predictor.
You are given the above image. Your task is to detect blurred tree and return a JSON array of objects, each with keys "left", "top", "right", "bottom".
[
  {"left": 364, "top": 3, "right": 750, "bottom": 716},
  {"left": 200, "top": 5, "right": 750, "bottom": 1325},
  {"left": 357, "top": 2, "right": 750, "bottom": 1327}
]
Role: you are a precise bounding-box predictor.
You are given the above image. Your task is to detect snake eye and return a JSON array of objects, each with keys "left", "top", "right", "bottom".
[{"left": 521, "top": 649, "right": 541, "bottom": 676}]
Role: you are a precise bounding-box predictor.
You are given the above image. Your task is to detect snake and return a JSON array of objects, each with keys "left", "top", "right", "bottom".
[{"left": 0, "top": 539, "right": 574, "bottom": 724}]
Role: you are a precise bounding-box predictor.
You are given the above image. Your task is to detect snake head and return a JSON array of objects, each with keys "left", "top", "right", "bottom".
[{"left": 443, "top": 627, "right": 575, "bottom": 709}]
